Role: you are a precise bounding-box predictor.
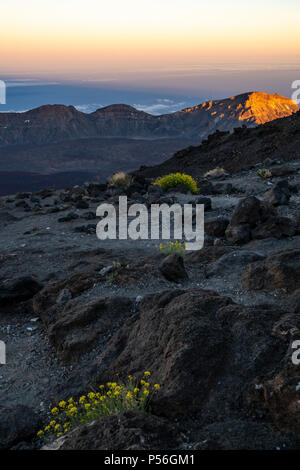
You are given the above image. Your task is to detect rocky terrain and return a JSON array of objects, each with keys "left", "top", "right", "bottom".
[
  {"left": 0, "top": 92, "right": 297, "bottom": 195},
  {"left": 0, "top": 152, "right": 299, "bottom": 450}
]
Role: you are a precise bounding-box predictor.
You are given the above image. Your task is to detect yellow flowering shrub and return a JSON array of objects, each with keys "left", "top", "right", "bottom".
[
  {"left": 153, "top": 173, "right": 198, "bottom": 194},
  {"left": 158, "top": 240, "right": 186, "bottom": 255},
  {"left": 37, "top": 372, "right": 160, "bottom": 442}
]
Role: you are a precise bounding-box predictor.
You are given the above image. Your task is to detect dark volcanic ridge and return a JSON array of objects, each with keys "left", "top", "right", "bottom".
[{"left": 134, "top": 108, "right": 300, "bottom": 179}]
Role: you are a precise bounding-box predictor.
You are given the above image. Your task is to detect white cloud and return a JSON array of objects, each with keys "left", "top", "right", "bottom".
[
  {"left": 75, "top": 103, "right": 103, "bottom": 113},
  {"left": 5, "top": 80, "right": 59, "bottom": 87},
  {"left": 134, "top": 99, "right": 186, "bottom": 115}
]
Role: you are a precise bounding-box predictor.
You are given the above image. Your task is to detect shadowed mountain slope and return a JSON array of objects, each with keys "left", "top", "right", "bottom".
[{"left": 134, "top": 109, "right": 300, "bottom": 179}]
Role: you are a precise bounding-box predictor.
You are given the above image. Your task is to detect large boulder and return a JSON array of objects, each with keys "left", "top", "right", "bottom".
[
  {"left": 230, "top": 196, "right": 273, "bottom": 227},
  {"left": 251, "top": 216, "right": 296, "bottom": 239},
  {"left": 33, "top": 271, "right": 133, "bottom": 363},
  {"left": 33, "top": 270, "right": 101, "bottom": 321},
  {"left": 225, "top": 224, "right": 252, "bottom": 244},
  {"left": 248, "top": 317, "right": 300, "bottom": 436},
  {"left": 262, "top": 180, "right": 291, "bottom": 206},
  {"left": 0, "top": 405, "right": 41, "bottom": 450},
  {"left": 84, "top": 182, "right": 107, "bottom": 197},
  {"left": 205, "top": 217, "right": 229, "bottom": 238},
  {"left": 270, "top": 164, "right": 295, "bottom": 177},
  {"left": 47, "top": 289, "right": 295, "bottom": 448},
  {"left": 226, "top": 196, "right": 295, "bottom": 244},
  {"left": 205, "top": 250, "right": 265, "bottom": 278},
  {"left": 0, "top": 276, "right": 43, "bottom": 307},
  {"left": 242, "top": 249, "right": 300, "bottom": 293},
  {"left": 159, "top": 254, "right": 188, "bottom": 282},
  {"left": 35, "top": 295, "right": 133, "bottom": 364},
  {"left": 42, "top": 411, "right": 181, "bottom": 450},
  {"left": 94, "top": 289, "right": 233, "bottom": 417}
]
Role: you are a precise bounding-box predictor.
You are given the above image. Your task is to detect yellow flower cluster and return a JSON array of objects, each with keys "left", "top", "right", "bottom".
[
  {"left": 158, "top": 240, "right": 186, "bottom": 256},
  {"left": 37, "top": 371, "right": 161, "bottom": 442}
]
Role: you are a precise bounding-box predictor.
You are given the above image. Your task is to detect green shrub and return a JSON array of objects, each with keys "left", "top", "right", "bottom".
[
  {"left": 108, "top": 172, "right": 132, "bottom": 187},
  {"left": 153, "top": 172, "right": 198, "bottom": 194},
  {"left": 37, "top": 372, "right": 160, "bottom": 442},
  {"left": 256, "top": 168, "right": 272, "bottom": 179}
]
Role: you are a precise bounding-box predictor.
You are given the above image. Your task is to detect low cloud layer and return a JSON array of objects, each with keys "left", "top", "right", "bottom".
[{"left": 134, "top": 99, "right": 186, "bottom": 115}]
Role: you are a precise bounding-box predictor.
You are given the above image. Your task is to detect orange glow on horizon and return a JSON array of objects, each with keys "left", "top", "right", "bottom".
[{"left": 1, "top": 0, "right": 300, "bottom": 78}]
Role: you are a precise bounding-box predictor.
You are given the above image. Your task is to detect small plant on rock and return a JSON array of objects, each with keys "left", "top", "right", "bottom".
[
  {"left": 157, "top": 240, "right": 186, "bottom": 255},
  {"left": 153, "top": 173, "right": 198, "bottom": 194},
  {"left": 106, "top": 261, "right": 130, "bottom": 284},
  {"left": 256, "top": 168, "right": 272, "bottom": 179},
  {"left": 204, "top": 167, "right": 227, "bottom": 178},
  {"left": 108, "top": 172, "right": 132, "bottom": 187},
  {"left": 37, "top": 372, "right": 160, "bottom": 442}
]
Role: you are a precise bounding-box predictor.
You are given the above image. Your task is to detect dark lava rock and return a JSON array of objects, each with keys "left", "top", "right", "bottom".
[
  {"left": 205, "top": 217, "right": 229, "bottom": 238},
  {"left": 212, "top": 182, "right": 234, "bottom": 194},
  {"left": 194, "top": 196, "right": 212, "bottom": 211},
  {"left": 270, "top": 164, "right": 295, "bottom": 177},
  {"left": 0, "top": 211, "right": 19, "bottom": 227},
  {"left": 125, "top": 181, "right": 146, "bottom": 197},
  {"left": 95, "top": 289, "right": 233, "bottom": 418},
  {"left": 43, "top": 411, "right": 182, "bottom": 450},
  {"left": 185, "top": 246, "right": 235, "bottom": 265},
  {"left": 147, "top": 184, "right": 163, "bottom": 196},
  {"left": 198, "top": 180, "right": 214, "bottom": 195},
  {"left": 15, "top": 192, "right": 31, "bottom": 199},
  {"left": 81, "top": 211, "right": 96, "bottom": 220},
  {"left": 84, "top": 182, "right": 107, "bottom": 197},
  {"left": 38, "top": 189, "right": 54, "bottom": 199},
  {"left": 263, "top": 180, "right": 291, "bottom": 206},
  {"left": 225, "top": 224, "right": 251, "bottom": 244},
  {"left": 15, "top": 199, "right": 30, "bottom": 209},
  {"left": 33, "top": 270, "right": 100, "bottom": 312},
  {"left": 251, "top": 216, "right": 296, "bottom": 239},
  {"left": 75, "top": 199, "right": 89, "bottom": 209},
  {"left": 230, "top": 196, "right": 274, "bottom": 227},
  {"left": 193, "top": 419, "right": 298, "bottom": 450},
  {"left": 205, "top": 250, "right": 265, "bottom": 278},
  {"left": 0, "top": 276, "right": 43, "bottom": 306},
  {"left": 242, "top": 249, "right": 300, "bottom": 293},
  {"left": 34, "top": 281, "right": 133, "bottom": 363},
  {"left": 282, "top": 289, "right": 300, "bottom": 314},
  {"left": 58, "top": 211, "right": 79, "bottom": 222},
  {"left": 226, "top": 196, "right": 295, "bottom": 243},
  {"left": 249, "top": 332, "right": 300, "bottom": 436},
  {"left": 73, "top": 224, "right": 96, "bottom": 234},
  {"left": 159, "top": 254, "right": 188, "bottom": 282},
  {"left": 0, "top": 405, "right": 41, "bottom": 450}
]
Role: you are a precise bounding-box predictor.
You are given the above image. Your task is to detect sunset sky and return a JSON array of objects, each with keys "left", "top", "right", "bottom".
[{"left": 1, "top": 0, "right": 300, "bottom": 112}]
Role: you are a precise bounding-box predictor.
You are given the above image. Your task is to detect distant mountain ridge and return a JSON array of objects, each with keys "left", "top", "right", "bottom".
[{"left": 0, "top": 92, "right": 298, "bottom": 147}]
